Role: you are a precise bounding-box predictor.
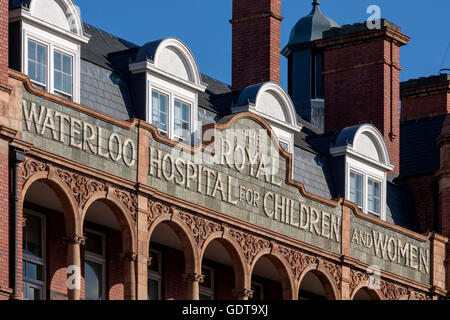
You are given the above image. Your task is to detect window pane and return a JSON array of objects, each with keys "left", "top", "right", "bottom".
[
  {"left": 368, "top": 179, "right": 381, "bottom": 214},
  {"left": 174, "top": 101, "right": 181, "bottom": 119},
  {"left": 85, "top": 232, "right": 103, "bottom": 255},
  {"left": 23, "top": 214, "right": 42, "bottom": 258},
  {"left": 37, "top": 64, "right": 46, "bottom": 85},
  {"left": 160, "top": 94, "right": 167, "bottom": 113},
  {"left": 63, "top": 74, "right": 72, "bottom": 95},
  {"left": 85, "top": 260, "right": 103, "bottom": 300},
  {"left": 24, "top": 261, "right": 44, "bottom": 281},
  {"left": 28, "top": 61, "right": 36, "bottom": 82},
  {"left": 54, "top": 71, "right": 62, "bottom": 91},
  {"left": 182, "top": 104, "right": 190, "bottom": 121},
  {"left": 63, "top": 54, "right": 72, "bottom": 74},
  {"left": 350, "top": 172, "right": 363, "bottom": 208},
  {"left": 54, "top": 52, "right": 62, "bottom": 71},
  {"left": 37, "top": 44, "right": 46, "bottom": 64},
  {"left": 28, "top": 41, "right": 36, "bottom": 60},
  {"left": 148, "top": 279, "right": 159, "bottom": 300}
]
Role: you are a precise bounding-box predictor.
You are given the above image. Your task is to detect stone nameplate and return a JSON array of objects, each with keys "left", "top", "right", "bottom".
[
  {"left": 350, "top": 214, "right": 431, "bottom": 284},
  {"left": 22, "top": 89, "right": 138, "bottom": 181}
]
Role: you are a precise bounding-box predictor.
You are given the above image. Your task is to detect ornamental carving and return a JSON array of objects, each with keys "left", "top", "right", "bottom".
[
  {"left": 350, "top": 270, "right": 369, "bottom": 292},
  {"left": 147, "top": 199, "right": 172, "bottom": 226},
  {"left": 63, "top": 234, "right": 86, "bottom": 245},
  {"left": 229, "top": 229, "right": 270, "bottom": 265},
  {"left": 114, "top": 189, "right": 137, "bottom": 221},
  {"left": 233, "top": 289, "right": 254, "bottom": 299},
  {"left": 278, "top": 246, "right": 318, "bottom": 280},
  {"left": 55, "top": 168, "right": 106, "bottom": 208},
  {"left": 182, "top": 273, "right": 205, "bottom": 283},
  {"left": 321, "top": 259, "right": 342, "bottom": 287},
  {"left": 379, "top": 280, "right": 410, "bottom": 300},
  {"left": 412, "top": 291, "right": 430, "bottom": 300},
  {"left": 22, "top": 158, "right": 47, "bottom": 182},
  {"left": 178, "top": 211, "right": 223, "bottom": 249}
]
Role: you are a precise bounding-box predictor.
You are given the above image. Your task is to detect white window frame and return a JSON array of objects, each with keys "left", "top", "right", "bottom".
[
  {"left": 199, "top": 266, "right": 214, "bottom": 300},
  {"left": 173, "top": 97, "right": 192, "bottom": 143},
  {"left": 148, "top": 249, "right": 162, "bottom": 300},
  {"left": 346, "top": 159, "right": 386, "bottom": 221},
  {"left": 22, "top": 209, "right": 46, "bottom": 300},
  {"left": 26, "top": 38, "right": 48, "bottom": 90},
  {"left": 22, "top": 29, "right": 80, "bottom": 102},
  {"left": 147, "top": 79, "right": 197, "bottom": 146},
  {"left": 349, "top": 169, "right": 364, "bottom": 209},
  {"left": 84, "top": 229, "right": 106, "bottom": 301}
]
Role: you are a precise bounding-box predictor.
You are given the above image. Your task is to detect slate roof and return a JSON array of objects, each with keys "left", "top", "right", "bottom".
[{"left": 400, "top": 115, "right": 445, "bottom": 178}]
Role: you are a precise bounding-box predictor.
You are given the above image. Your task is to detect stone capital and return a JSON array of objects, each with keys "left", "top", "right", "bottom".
[
  {"left": 63, "top": 235, "right": 86, "bottom": 246},
  {"left": 233, "top": 288, "right": 254, "bottom": 299},
  {"left": 182, "top": 273, "right": 204, "bottom": 283}
]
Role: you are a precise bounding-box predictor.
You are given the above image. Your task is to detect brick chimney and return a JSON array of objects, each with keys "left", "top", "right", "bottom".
[
  {"left": 0, "top": 0, "right": 8, "bottom": 84},
  {"left": 230, "top": 0, "right": 283, "bottom": 91},
  {"left": 400, "top": 74, "right": 450, "bottom": 121},
  {"left": 316, "top": 20, "right": 410, "bottom": 174}
]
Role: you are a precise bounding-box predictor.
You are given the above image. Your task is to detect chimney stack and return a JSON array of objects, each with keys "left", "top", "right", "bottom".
[
  {"left": 230, "top": 0, "right": 283, "bottom": 91},
  {"left": 316, "top": 20, "right": 410, "bottom": 174}
]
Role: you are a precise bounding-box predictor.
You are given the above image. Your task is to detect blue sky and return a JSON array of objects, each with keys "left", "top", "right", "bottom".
[{"left": 76, "top": 0, "right": 450, "bottom": 88}]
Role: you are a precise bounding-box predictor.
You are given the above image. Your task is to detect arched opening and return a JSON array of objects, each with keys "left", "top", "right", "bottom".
[
  {"left": 82, "top": 198, "right": 134, "bottom": 300},
  {"left": 22, "top": 178, "right": 78, "bottom": 300},
  {"left": 251, "top": 255, "right": 294, "bottom": 300},
  {"left": 148, "top": 221, "right": 197, "bottom": 300},
  {"left": 298, "top": 270, "right": 336, "bottom": 300},
  {"left": 353, "top": 287, "right": 381, "bottom": 300},
  {"left": 200, "top": 238, "right": 246, "bottom": 300}
]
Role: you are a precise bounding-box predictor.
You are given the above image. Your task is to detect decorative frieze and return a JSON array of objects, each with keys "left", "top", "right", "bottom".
[
  {"left": 277, "top": 246, "right": 318, "bottom": 280},
  {"left": 147, "top": 199, "right": 172, "bottom": 226},
  {"left": 22, "top": 158, "right": 47, "bottom": 182},
  {"left": 114, "top": 188, "right": 138, "bottom": 221},
  {"left": 321, "top": 259, "right": 342, "bottom": 288},
  {"left": 178, "top": 211, "right": 223, "bottom": 249},
  {"left": 229, "top": 229, "right": 271, "bottom": 265},
  {"left": 55, "top": 168, "right": 106, "bottom": 208},
  {"left": 379, "top": 280, "right": 410, "bottom": 300}
]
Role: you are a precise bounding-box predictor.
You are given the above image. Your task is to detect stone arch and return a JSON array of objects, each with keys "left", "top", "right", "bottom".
[
  {"left": 200, "top": 231, "right": 250, "bottom": 297},
  {"left": 351, "top": 284, "right": 383, "bottom": 300},
  {"left": 250, "top": 250, "right": 297, "bottom": 300},
  {"left": 297, "top": 264, "right": 340, "bottom": 300},
  {"left": 22, "top": 167, "right": 81, "bottom": 236},
  {"left": 81, "top": 188, "right": 137, "bottom": 254},
  {"left": 147, "top": 209, "right": 200, "bottom": 275}
]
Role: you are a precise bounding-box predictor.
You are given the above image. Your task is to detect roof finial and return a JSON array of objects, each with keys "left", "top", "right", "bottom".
[{"left": 312, "top": 0, "right": 320, "bottom": 7}]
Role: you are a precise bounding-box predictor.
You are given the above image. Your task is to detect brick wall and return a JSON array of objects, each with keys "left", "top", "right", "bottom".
[
  {"left": 231, "top": 0, "right": 282, "bottom": 91},
  {"left": 107, "top": 229, "right": 124, "bottom": 300},
  {"left": 400, "top": 74, "right": 450, "bottom": 121},
  {"left": 0, "top": 141, "right": 9, "bottom": 299},
  {"left": 405, "top": 175, "right": 438, "bottom": 234},
  {"left": 0, "top": 0, "right": 8, "bottom": 84},
  {"left": 401, "top": 93, "right": 449, "bottom": 121},
  {"left": 47, "top": 212, "right": 68, "bottom": 300}
]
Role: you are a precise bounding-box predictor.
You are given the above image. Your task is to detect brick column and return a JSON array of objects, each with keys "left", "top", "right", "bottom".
[
  {"left": 124, "top": 253, "right": 137, "bottom": 300},
  {"left": 136, "top": 195, "right": 149, "bottom": 300},
  {"left": 183, "top": 273, "right": 204, "bottom": 300},
  {"left": 65, "top": 235, "right": 85, "bottom": 300},
  {"left": 0, "top": 0, "right": 8, "bottom": 85}
]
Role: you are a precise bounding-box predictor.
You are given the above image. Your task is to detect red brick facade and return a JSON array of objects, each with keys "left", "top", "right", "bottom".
[
  {"left": 0, "top": 0, "right": 8, "bottom": 85},
  {"left": 316, "top": 25, "right": 409, "bottom": 174},
  {"left": 231, "top": 0, "right": 282, "bottom": 91}
]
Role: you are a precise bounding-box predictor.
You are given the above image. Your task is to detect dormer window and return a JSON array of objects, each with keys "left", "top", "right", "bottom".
[
  {"left": 9, "top": 0, "right": 90, "bottom": 103},
  {"left": 331, "top": 124, "right": 394, "bottom": 221},
  {"left": 129, "top": 38, "right": 206, "bottom": 145},
  {"left": 231, "top": 82, "right": 302, "bottom": 155}
]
